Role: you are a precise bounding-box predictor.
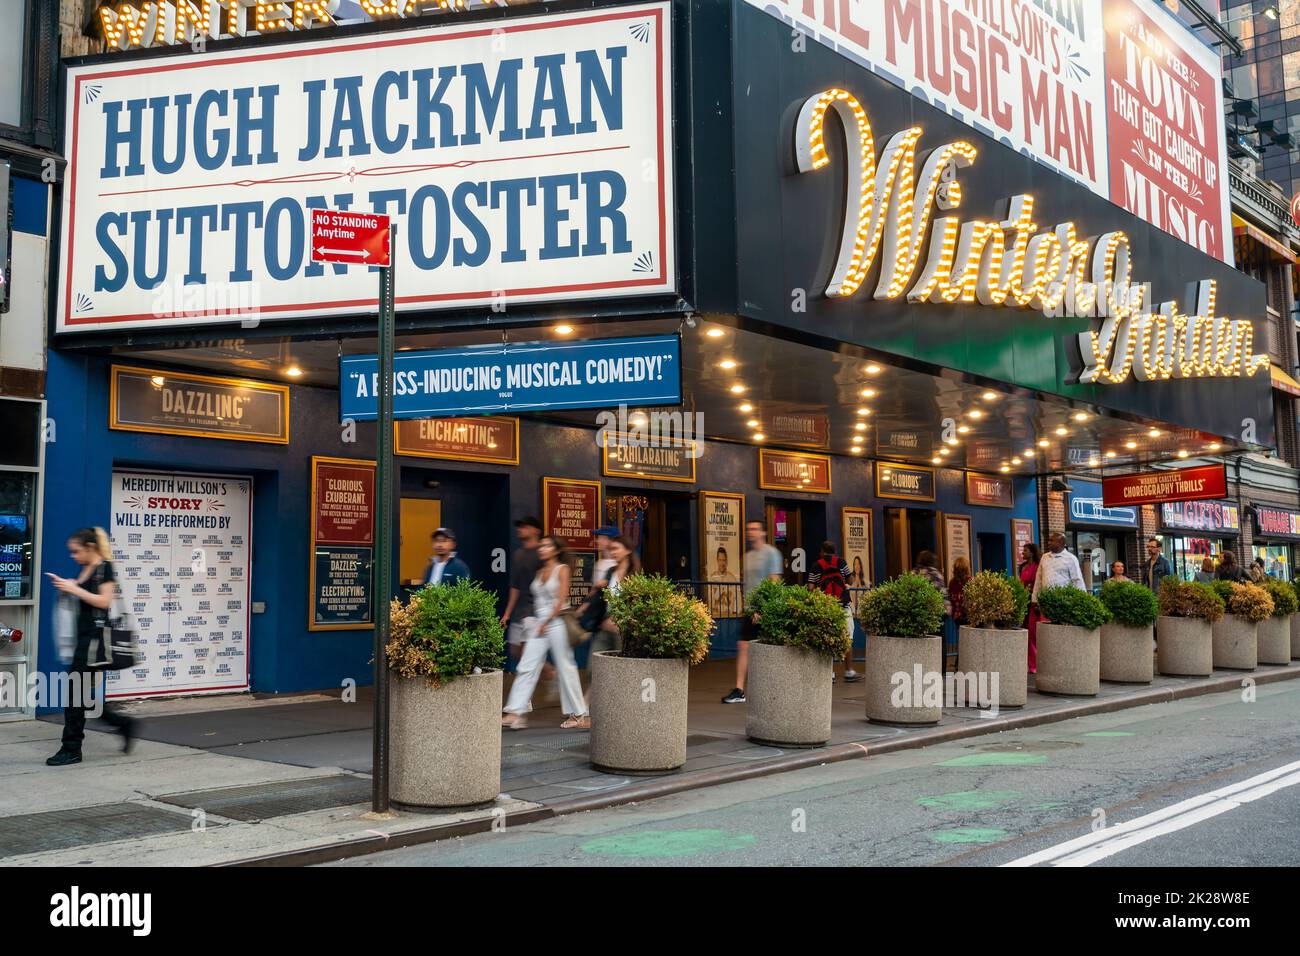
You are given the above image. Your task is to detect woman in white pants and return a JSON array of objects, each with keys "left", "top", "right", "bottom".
[{"left": 502, "top": 536, "right": 589, "bottom": 730}]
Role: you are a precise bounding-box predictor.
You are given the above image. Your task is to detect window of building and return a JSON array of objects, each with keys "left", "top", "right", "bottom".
[{"left": 0, "top": 0, "right": 26, "bottom": 128}]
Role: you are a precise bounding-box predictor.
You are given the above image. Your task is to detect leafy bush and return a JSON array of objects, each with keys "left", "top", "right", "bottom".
[
  {"left": 962, "top": 571, "right": 1027, "bottom": 629},
  {"left": 1263, "top": 578, "right": 1299, "bottom": 617},
  {"left": 386, "top": 580, "right": 504, "bottom": 685},
  {"left": 746, "top": 579, "right": 851, "bottom": 657},
  {"left": 1158, "top": 579, "right": 1225, "bottom": 623},
  {"left": 1037, "top": 585, "right": 1111, "bottom": 630},
  {"left": 1223, "top": 582, "right": 1274, "bottom": 623},
  {"left": 860, "top": 573, "right": 945, "bottom": 638},
  {"left": 1099, "top": 579, "right": 1158, "bottom": 629},
  {"left": 607, "top": 573, "right": 712, "bottom": 663},
  {"left": 1208, "top": 579, "right": 1235, "bottom": 604}
]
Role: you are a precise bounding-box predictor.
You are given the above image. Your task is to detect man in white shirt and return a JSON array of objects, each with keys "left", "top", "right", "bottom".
[{"left": 1032, "top": 532, "right": 1086, "bottom": 602}]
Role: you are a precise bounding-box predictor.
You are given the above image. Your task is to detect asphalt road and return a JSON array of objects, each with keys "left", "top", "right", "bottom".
[{"left": 333, "top": 680, "right": 1300, "bottom": 867}]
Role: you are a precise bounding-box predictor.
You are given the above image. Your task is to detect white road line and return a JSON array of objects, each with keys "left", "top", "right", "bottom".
[{"left": 1002, "top": 758, "right": 1300, "bottom": 867}]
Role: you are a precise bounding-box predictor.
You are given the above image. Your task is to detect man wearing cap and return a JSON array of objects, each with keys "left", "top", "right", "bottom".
[{"left": 423, "top": 528, "right": 470, "bottom": 587}]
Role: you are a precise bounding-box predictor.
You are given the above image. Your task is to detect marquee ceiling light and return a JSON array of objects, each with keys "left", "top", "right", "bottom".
[
  {"left": 706, "top": 328, "right": 725, "bottom": 338},
  {"left": 850, "top": 447, "right": 863, "bottom": 454},
  {"left": 628, "top": 412, "right": 649, "bottom": 427},
  {"left": 855, "top": 422, "right": 868, "bottom": 431},
  {"left": 1148, "top": 428, "right": 1161, "bottom": 438},
  {"left": 1126, "top": 440, "right": 1138, "bottom": 449},
  {"left": 1177, "top": 450, "right": 1189, "bottom": 458},
  {"left": 1073, "top": 411, "right": 1089, "bottom": 422},
  {"left": 861, "top": 388, "right": 877, "bottom": 398},
  {"left": 939, "top": 447, "right": 950, "bottom": 456},
  {"left": 730, "top": 384, "right": 746, "bottom": 394},
  {"left": 150, "top": 375, "right": 165, "bottom": 387},
  {"left": 856, "top": 407, "right": 871, "bottom": 416},
  {"left": 739, "top": 403, "right": 753, "bottom": 413},
  {"left": 718, "top": 359, "right": 738, "bottom": 369},
  {"left": 932, "top": 456, "right": 942, "bottom": 464},
  {"left": 285, "top": 366, "right": 303, "bottom": 377},
  {"left": 982, "top": 391, "right": 998, "bottom": 401},
  {"left": 945, "top": 436, "right": 959, "bottom": 445},
  {"left": 1106, "top": 450, "right": 1117, "bottom": 458},
  {"left": 1000, "top": 465, "right": 1011, "bottom": 473},
  {"left": 1054, "top": 426, "right": 1068, "bottom": 436},
  {"left": 957, "top": 424, "right": 971, "bottom": 434},
  {"left": 1012, "top": 457, "right": 1022, "bottom": 465},
  {"left": 866, "top": 364, "right": 882, "bottom": 374},
  {"left": 1209, "top": 442, "right": 1222, "bottom": 451},
  {"left": 1038, "top": 439, "right": 1050, "bottom": 448},
  {"left": 554, "top": 324, "right": 574, "bottom": 336},
  {"left": 746, "top": 419, "right": 759, "bottom": 428},
  {"left": 968, "top": 409, "right": 984, "bottom": 419},
  {"left": 1089, "top": 457, "right": 1100, "bottom": 466},
  {"left": 1024, "top": 447, "right": 1035, "bottom": 456},
  {"left": 753, "top": 433, "right": 766, "bottom": 442}
]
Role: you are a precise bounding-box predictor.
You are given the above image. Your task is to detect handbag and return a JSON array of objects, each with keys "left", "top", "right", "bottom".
[
  {"left": 561, "top": 607, "right": 589, "bottom": 647},
  {"left": 85, "top": 577, "right": 142, "bottom": 672},
  {"left": 578, "top": 588, "right": 607, "bottom": 632}
]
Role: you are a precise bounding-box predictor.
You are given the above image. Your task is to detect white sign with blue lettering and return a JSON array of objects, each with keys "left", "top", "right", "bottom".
[
  {"left": 340, "top": 333, "right": 681, "bottom": 420},
  {"left": 58, "top": 3, "right": 674, "bottom": 332}
]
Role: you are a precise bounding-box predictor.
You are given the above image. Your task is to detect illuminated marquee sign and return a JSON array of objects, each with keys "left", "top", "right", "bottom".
[
  {"left": 94, "top": 1, "right": 546, "bottom": 49},
  {"left": 795, "top": 89, "right": 1267, "bottom": 386}
]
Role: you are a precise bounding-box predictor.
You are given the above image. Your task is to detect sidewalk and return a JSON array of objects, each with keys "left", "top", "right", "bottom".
[{"left": 2, "top": 657, "right": 1296, "bottom": 866}]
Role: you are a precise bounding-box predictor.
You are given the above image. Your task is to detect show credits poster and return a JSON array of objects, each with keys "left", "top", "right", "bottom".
[
  {"left": 108, "top": 470, "right": 252, "bottom": 699},
  {"left": 748, "top": 0, "right": 1232, "bottom": 264},
  {"left": 841, "top": 507, "right": 873, "bottom": 589},
  {"left": 58, "top": 3, "right": 675, "bottom": 332},
  {"left": 701, "top": 491, "right": 744, "bottom": 619},
  {"left": 311, "top": 457, "right": 375, "bottom": 631}
]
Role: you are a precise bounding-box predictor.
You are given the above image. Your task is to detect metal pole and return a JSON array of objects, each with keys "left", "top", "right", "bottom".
[{"left": 372, "top": 224, "right": 396, "bottom": 813}]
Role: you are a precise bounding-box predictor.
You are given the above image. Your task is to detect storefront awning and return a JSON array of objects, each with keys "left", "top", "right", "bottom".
[
  {"left": 1271, "top": 364, "right": 1300, "bottom": 397},
  {"left": 1233, "top": 223, "right": 1300, "bottom": 263}
]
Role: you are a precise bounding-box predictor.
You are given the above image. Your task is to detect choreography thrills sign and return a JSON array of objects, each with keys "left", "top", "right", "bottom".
[
  {"left": 59, "top": 2, "right": 675, "bottom": 332},
  {"left": 340, "top": 334, "right": 681, "bottom": 420},
  {"left": 1102, "top": 463, "right": 1227, "bottom": 507},
  {"left": 108, "top": 470, "right": 252, "bottom": 699},
  {"left": 752, "top": 0, "right": 1231, "bottom": 263},
  {"left": 310, "top": 456, "right": 375, "bottom": 631}
]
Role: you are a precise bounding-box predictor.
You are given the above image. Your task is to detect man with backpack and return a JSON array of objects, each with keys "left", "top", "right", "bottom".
[{"left": 807, "top": 540, "right": 861, "bottom": 683}]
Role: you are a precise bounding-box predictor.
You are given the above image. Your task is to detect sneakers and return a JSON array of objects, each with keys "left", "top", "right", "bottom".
[
  {"left": 721, "top": 687, "right": 746, "bottom": 704},
  {"left": 843, "top": 669, "right": 864, "bottom": 683},
  {"left": 45, "top": 749, "right": 82, "bottom": 767}
]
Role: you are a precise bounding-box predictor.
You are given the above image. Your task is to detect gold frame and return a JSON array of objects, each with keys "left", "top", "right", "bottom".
[
  {"left": 1011, "top": 518, "right": 1036, "bottom": 562},
  {"left": 757, "top": 448, "right": 832, "bottom": 494},
  {"left": 941, "top": 513, "right": 973, "bottom": 580},
  {"left": 699, "top": 490, "right": 745, "bottom": 619},
  {"left": 840, "top": 506, "right": 875, "bottom": 588},
  {"left": 965, "top": 471, "right": 1015, "bottom": 509},
  {"left": 875, "top": 462, "right": 936, "bottom": 501},
  {"left": 600, "top": 431, "right": 698, "bottom": 484},
  {"left": 109, "top": 364, "right": 290, "bottom": 444},
  {"left": 309, "top": 455, "right": 377, "bottom": 633},
  {"left": 541, "top": 476, "right": 603, "bottom": 550},
  {"left": 394, "top": 416, "right": 520, "bottom": 465}
]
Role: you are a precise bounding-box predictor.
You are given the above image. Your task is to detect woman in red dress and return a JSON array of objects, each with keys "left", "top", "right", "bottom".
[{"left": 1018, "top": 542, "right": 1042, "bottom": 674}]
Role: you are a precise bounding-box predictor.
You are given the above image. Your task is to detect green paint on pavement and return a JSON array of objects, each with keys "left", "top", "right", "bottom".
[
  {"left": 916, "top": 790, "right": 1022, "bottom": 810},
  {"left": 579, "top": 829, "right": 756, "bottom": 858},
  {"left": 1029, "top": 802, "right": 1063, "bottom": 810},
  {"left": 937, "top": 752, "right": 1048, "bottom": 767},
  {"left": 1084, "top": 731, "right": 1135, "bottom": 737},
  {"left": 929, "top": 827, "right": 1010, "bottom": 844}
]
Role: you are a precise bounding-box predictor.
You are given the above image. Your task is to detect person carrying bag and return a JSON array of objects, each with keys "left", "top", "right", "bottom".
[{"left": 44, "top": 527, "right": 138, "bottom": 766}]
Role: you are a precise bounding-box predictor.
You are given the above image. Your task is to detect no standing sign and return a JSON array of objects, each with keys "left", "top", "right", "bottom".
[{"left": 310, "top": 210, "right": 392, "bottom": 267}]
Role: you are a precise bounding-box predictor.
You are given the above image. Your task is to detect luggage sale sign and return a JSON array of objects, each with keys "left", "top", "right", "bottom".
[{"left": 57, "top": 3, "right": 674, "bottom": 332}]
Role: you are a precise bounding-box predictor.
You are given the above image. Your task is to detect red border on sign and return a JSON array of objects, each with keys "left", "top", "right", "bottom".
[
  {"left": 1102, "top": 464, "right": 1228, "bottom": 508},
  {"left": 62, "top": 6, "right": 671, "bottom": 328}
]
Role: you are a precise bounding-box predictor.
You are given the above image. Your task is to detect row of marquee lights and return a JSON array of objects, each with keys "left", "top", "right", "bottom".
[
  {"left": 796, "top": 89, "right": 1269, "bottom": 386},
  {"left": 96, "top": 0, "right": 540, "bottom": 49}
]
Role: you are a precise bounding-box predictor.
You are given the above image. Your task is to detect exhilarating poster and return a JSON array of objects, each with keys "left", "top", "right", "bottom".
[
  {"left": 108, "top": 470, "right": 252, "bottom": 699},
  {"left": 700, "top": 491, "right": 744, "bottom": 619},
  {"left": 59, "top": 3, "right": 675, "bottom": 332},
  {"left": 311, "top": 457, "right": 375, "bottom": 631}
]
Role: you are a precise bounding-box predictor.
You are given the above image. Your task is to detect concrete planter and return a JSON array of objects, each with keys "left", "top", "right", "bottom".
[
  {"left": 864, "top": 634, "right": 943, "bottom": 725},
  {"left": 1257, "top": 616, "right": 1291, "bottom": 666},
  {"left": 746, "top": 642, "right": 833, "bottom": 747},
  {"left": 1035, "top": 623, "right": 1100, "bottom": 697},
  {"left": 1157, "top": 616, "right": 1213, "bottom": 677},
  {"left": 956, "top": 626, "right": 1028, "bottom": 708},
  {"left": 589, "top": 651, "right": 689, "bottom": 773},
  {"left": 1291, "top": 613, "right": 1300, "bottom": 660},
  {"left": 390, "top": 669, "right": 501, "bottom": 809},
  {"left": 1211, "top": 615, "right": 1258, "bottom": 671},
  {"left": 1099, "top": 622, "right": 1154, "bottom": 684}
]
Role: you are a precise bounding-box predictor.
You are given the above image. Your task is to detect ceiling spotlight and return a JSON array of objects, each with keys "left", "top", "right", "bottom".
[
  {"left": 1177, "top": 450, "right": 1189, "bottom": 458},
  {"left": 150, "top": 375, "right": 165, "bottom": 387},
  {"left": 1208, "top": 442, "right": 1221, "bottom": 451},
  {"left": 1038, "top": 439, "right": 1050, "bottom": 448},
  {"left": 1125, "top": 440, "right": 1138, "bottom": 450},
  {"left": 866, "top": 364, "right": 882, "bottom": 374},
  {"left": 855, "top": 422, "right": 868, "bottom": 431},
  {"left": 729, "top": 384, "right": 746, "bottom": 394},
  {"left": 285, "top": 366, "right": 303, "bottom": 377},
  {"left": 1073, "top": 412, "right": 1089, "bottom": 422},
  {"left": 753, "top": 432, "right": 765, "bottom": 442},
  {"left": 981, "top": 391, "right": 998, "bottom": 401},
  {"left": 968, "top": 409, "right": 984, "bottom": 419},
  {"left": 1089, "top": 457, "right": 1100, "bottom": 467},
  {"left": 554, "top": 324, "right": 574, "bottom": 336},
  {"left": 856, "top": 407, "right": 871, "bottom": 416},
  {"left": 1054, "top": 426, "right": 1068, "bottom": 436},
  {"left": 852, "top": 435, "right": 863, "bottom": 444},
  {"left": 931, "top": 456, "right": 942, "bottom": 464},
  {"left": 999, "top": 465, "right": 1011, "bottom": 473},
  {"left": 718, "top": 360, "right": 738, "bottom": 370},
  {"left": 939, "top": 447, "right": 950, "bottom": 456},
  {"left": 1024, "top": 448, "right": 1035, "bottom": 456},
  {"left": 860, "top": 388, "right": 877, "bottom": 398},
  {"left": 1148, "top": 428, "right": 1161, "bottom": 438},
  {"left": 1012, "top": 457, "right": 1022, "bottom": 465},
  {"left": 850, "top": 447, "right": 863, "bottom": 454},
  {"left": 945, "top": 436, "right": 959, "bottom": 446},
  {"left": 957, "top": 425, "right": 971, "bottom": 434},
  {"left": 628, "top": 411, "right": 649, "bottom": 427},
  {"left": 739, "top": 403, "right": 753, "bottom": 413},
  {"left": 1106, "top": 451, "right": 1117, "bottom": 458},
  {"left": 746, "top": 419, "right": 759, "bottom": 428},
  {"left": 706, "top": 327, "right": 725, "bottom": 338}
]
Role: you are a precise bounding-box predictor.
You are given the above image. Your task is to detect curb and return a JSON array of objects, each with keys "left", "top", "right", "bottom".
[{"left": 225, "top": 663, "right": 1300, "bottom": 866}]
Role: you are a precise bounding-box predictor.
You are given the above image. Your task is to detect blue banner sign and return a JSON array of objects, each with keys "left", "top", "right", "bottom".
[
  {"left": 1067, "top": 480, "right": 1138, "bottom": 528},
  {"left": 340, "top": 334, "right": 682, "bottom": 421}
]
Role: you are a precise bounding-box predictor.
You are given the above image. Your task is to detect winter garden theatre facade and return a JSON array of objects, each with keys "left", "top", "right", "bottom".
[{"left": 29, "top": 0, "right": 1276, "bottom": 706}]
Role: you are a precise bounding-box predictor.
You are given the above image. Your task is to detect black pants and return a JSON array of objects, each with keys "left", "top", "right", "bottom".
[{"left": 61, "top": 669, "right": 132, "bottom": 752}]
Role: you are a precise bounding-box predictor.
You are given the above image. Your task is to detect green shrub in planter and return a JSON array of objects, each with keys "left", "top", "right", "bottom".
[
  {"left": 1099, "top": 579, "right": 1158, "bottom": 629},
  {"left": 607, "top": 573, "right": 712, "bottom": 663},
  {"left": 387, "top": 580, "right": 505, "bottom": 685},
  {"left": 1037, "top": 585, "right": 1111, "bottom": 630},
  {"left": 1263, "top": 578, "right": 1298, "bottom": 617},
  {"left": 1158, "top": 579, "right": 1225, "bottom": 622},
  {"left": 962, "top": 571, "right": 1028, "bottom": 629},
  {"left": 860, "top": 573, "right": 945, "bottom": 638},
  {"left": 746, "top": 579, "right": 851, "bottom": 658}
]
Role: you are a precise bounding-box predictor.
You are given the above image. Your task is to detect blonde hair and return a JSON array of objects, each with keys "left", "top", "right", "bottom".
[
  {"left": 71, "top": 527, "right": 113, "bottom": 561},
  {"left": 952, "top": 557, "right": 972, "bottom": 583}
]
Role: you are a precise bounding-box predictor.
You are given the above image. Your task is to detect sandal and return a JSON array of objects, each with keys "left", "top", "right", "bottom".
[
  {"left": 501, "top": 714, "right": 529, "bottom": 730},
  {"left": 560, "top": 715, "right": 591, "bottom": 730}
]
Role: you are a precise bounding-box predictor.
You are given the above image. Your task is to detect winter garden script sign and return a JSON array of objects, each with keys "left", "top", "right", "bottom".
[{"left": 58, "top": 3, "right": 674, "bottom": 332}]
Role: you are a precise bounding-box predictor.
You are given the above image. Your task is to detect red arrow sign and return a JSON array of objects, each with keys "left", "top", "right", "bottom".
[{"left": 310, "top": 209, "right": 391, "bottom": 267}]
